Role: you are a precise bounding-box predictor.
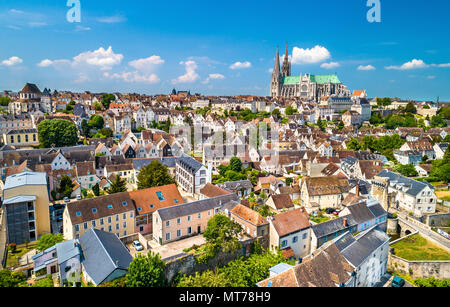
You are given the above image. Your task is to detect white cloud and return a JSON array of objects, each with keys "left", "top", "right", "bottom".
[
  {"left": 1, "top": 56, "right": 23, "bottom": 66},
  {"left": 427, "top": 75, "right": 436, "bottom": 79},
  {"left": 104, "top": 71, "right": 160, "bottom": 84},
  {"left": 97, "top": 15, "right": 126, "bottom": 23},
  {"left": 37, "top": 59, "right": 72, "bottom": 68},
  {"left": 128, "top": 56, "right": 164, "bottom": 72},
  {"left": 7, "top": 25, "right": 21, "bottom": 30},
  {"left": 28, "top": 21, "right": 47, "bottom": 27},
  {"left": 202, "top": 73, "right": 225, "bottom": 84},
  {"left": 320, "top": 62, "right": 340, "bottom": 69},
  {"left": 172, "top": 61, "right": 199, "bottom": 84},
  {"left": 291, "top": 45, "right": 331, "bottom": 64},
  {"left": 73, "top": 46, "right": 123, "bottom": 70},
  {"left": 230, "top": 61, "right": 252, "bottom": 70},
  {"left": 75, "top": 25, "right": 91, "bottom": 32},
  {"left": 358, "top": 64, "right": 376, "bottom": 71},
  {"left": 434, "top": 63, "right": 450, "bottom": 68},
  {"left": 385, "top": 59, "right": 429, "bottom": 70}
]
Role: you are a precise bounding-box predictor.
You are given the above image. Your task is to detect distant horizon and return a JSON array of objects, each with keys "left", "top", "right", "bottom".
[{"left": 1, "top": 0, "right": 449, "bottom": 100}]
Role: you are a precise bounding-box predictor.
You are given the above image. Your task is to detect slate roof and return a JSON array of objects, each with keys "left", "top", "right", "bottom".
[
  {"left": 376, "top": 169, "right": 432, "bottom": 197},
  {"left": 56, "top": 239, "right": 81, "bottom": 265},
  {"left": 79, "top": 229, "right": 133, "bottom": 285},
  {"left": 336, "top": 227, "right": 390, "bottom": 268},
  {"left": 132, "top": 157, "right": 178, "bottom": 170},
  {"left": 177, "top": 154, "right": 204, "bottom": 174},
  {"left": 345, "top": 202, "right": 375, "bottom": 224},
  {"left": 217, "top": 180, "right": 253, "bottom": 191},
  {"left": 367, "top": 202, "right": 387, "bottom": 218},
  {"left": 312, "top": 215, "right": 357, "bottom": 238},
  {"left": 157, "top": 193, "right": 238, "bottom": 221}
]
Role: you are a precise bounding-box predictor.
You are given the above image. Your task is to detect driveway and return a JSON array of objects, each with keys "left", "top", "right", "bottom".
[{"left": 150, "top": 235, "right": 206, "bottom": 261}]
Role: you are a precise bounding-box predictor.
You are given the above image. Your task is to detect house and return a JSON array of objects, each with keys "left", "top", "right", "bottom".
[
  {"left": 266, "top": 194, "right": 295, "bottom": 213},
  {"left": 79, "top": 229, "right": 133, "bottom": 286},
  {"left": 372, "top": 170, "right": 437, "bottom": 215},
  {"left": 152, "top": 193, "right": 239, "bottom": 245},
  {"left": 199, "top": 183, "right": 232, "bottom": 200},
  {"left": 311, "top": 215, "right": 358, "bottom": 251},
  {"left": 2, "top": 129, "right": 39, "bottom": 147},
  {"left": 334, "top": 226, "right": 390, "bottom": 287},
  {"left": 2, "top": 172, "right": 51, "bottom": 244},
  {"left": 339, "top": 201, "right": 388, "bottom": 233},
  {"left": 228, "top": 204, "right": 269, "bottom": 238},
  {"left": 176, "top": 154, "right": 211, "bottom": 196},
  {"left": 399, "top": 140, "right": 435, "bottom": 159},
  {"left": 268, "top": 208, "right": 311, "bottom": 260},
  {"left": 104, "top": 163, "right": 134, "bottom": 184},
  {"left": 433, "top": 143, "right": 448, "bottom": 159},
  {"left": 300, "top": 176, "right": 350, "bottom": 212},
  {"left": 63, "top": 191, "right": 136, "bottom": 240},
  {"left": 415, "top": 164, "right": 432, "bottom": 177},
  {"left": 130, "top": 184, "right": 184, "bottom": 235},
  {"left": 257, "top": 242, "right": 356, "bottom": 287},
  {"left": 76, "top": 161, "right": 100, "bottom": 190},
  {"left": 275, "top": 185, "right": 301, "bottom": 201},
  {"left": 394, "top": 150, "right": 423, "bottom": 166},
  {"left": 217, "top": 180, "right": 253, "bottom": 198}
]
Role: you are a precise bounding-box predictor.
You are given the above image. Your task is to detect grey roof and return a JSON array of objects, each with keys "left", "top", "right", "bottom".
[
  {"left": 157, "top": 193, "right": 239, "bottom": 221},
  {"left": 346, "top": 202, "right": 375, "bottom": 224},
  {"left": 56, "top": 239, "right": 81, "bottom": 265},
  {"left": 376, "top": 169, "right": 432, "bottom": 196},
  {"left": 341, "top": 156, "right": 357, "bottom": 166},
  {"left": 217, "top": 180, "right": 253, "bottom": 191},
  {"left": 176, "top": 154, "right": 204, "bottom": 174},
  {"left": 336, "top": 227, "right": 390, "bottom": 267},
  {"left": 79, "top": 229, "right": 132, "bottom": 285},
  {"left": 312, "top": 215, "right": 357, "bottom": 238},
  {"left": 133, "top": 157, "right": 178, "bottom": 170},
  {"left": 269, "top": 263, "right": 293, "bottom": 275},
  {"left": 3, "top": 172, "right": 47, "bottom": 190},
  {"left": 367, "top": 203, "right": 387, "bottom": 218},
  {"left": 348, "top": 179, "right": 370, "bottom": 195}
]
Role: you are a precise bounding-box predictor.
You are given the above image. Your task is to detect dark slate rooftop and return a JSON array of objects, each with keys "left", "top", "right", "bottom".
[
  {"left": 346, "top": 202, "right": 376, "bottom": 224},
  {"left": 217, "top": 180, "right": 253, "bottom": 191},
  {"left": 132, "top": 157, "right": 178, "bottom": 170},
  {"left": 376, "top": 169, "right": 433, "bottom": 197},
  {"left": 79, "top": 229, "right": 132, "bottom": 285},
  {"left": 367, "top": 202, "right": 387, "bottom": 218},
  {"left": 336, "top": 226, "right": 390, "bottom": 267},
  {"left": 157, "top": 193, "right": 238, "bottom": 221},
  {"left": 312, "top": 215, "right": 357, "bottom": 238},
  {"left": 176, "top": 154, "right": 204, "bottom": 174}
]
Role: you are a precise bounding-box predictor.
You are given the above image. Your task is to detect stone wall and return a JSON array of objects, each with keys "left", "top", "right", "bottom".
[
  {"left": 388, "top": 254, "right": 450, "bottom": 280},
  {"left": 164, "top": 236, "right": 269, "bottom": 285},
  {"left": 387, "top": 218, "right": 399, "bottom": 235},
  {"left": 426, "top": 213, "right": 450, "bottom": 228}
]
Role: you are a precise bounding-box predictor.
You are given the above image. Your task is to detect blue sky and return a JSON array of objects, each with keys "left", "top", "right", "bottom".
[{"left": 1, "top": 0, "right": 449, "bottom": 100}]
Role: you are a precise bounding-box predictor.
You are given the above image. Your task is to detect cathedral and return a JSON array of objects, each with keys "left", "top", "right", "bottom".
[{"left": 270, "top": 46, "right": 350, "bottom": 101}]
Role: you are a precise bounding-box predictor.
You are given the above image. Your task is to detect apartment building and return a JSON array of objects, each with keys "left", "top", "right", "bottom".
[{"left": 176, "top": 154, "right": 211, "bottom": 196}]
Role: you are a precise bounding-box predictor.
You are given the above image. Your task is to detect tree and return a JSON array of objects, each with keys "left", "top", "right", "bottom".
[
  {"left": 272, "top": 108, "right": 281, "bottom": 118},
  {"left": 101, "top": 93, "right": 115, "bottom": 109},
  {"left": 92, "top": 183, "right": 100, "bottom": 196},
  {"left": 36, "top": 233, "right": 64, "bottom": 252},
  {"left": 126, "top": 252, "right": 166, "bottom": 287},
  {"left": 229, "top": 157, "right": 242, "bottom": 173},
  {"left": 88, "top": 115, "right": 105, "bottom": 130},
  {"left": 347, "top": 137, "right": 362, "bottom": 151},
  {"left": 98, "top": 128, "right": 113, "bottom": 138},
  {"left": 81, "top": 119, "right": 90, "bottom": 137},
  {"left": 338, "top": 120, "right": 345, "bottom": 130},
  {"left": 405, "top": 102, "right": 417, "bottom": 114},
  {"left": 0, "top": 269, "right": 26, "bottom": 287},
  {"left": 285, "top": 106, "right": 297, "bottom": 116},
  {"left": 107, "top": 175, "right": 128, "bottom": 194},
  {"left": 136, "top": 161, "right": 175, "bottom": 190},
  {"left": 38, "top": 119, "right": 78, "bottom": 148},
  {"left": 93, "top": 101, "right": 103, "bottom": 111},
  {"left": 0, "top": 96, "right": 11, "bottom": 106},
  {"left": 59, "top": 175, "right": 74, "bottom": 198},
  {"left": 203, "top": 214, "right": 242, "bottom": 255},
  {"left": 394, "top": 164, "right": 418, "bottom": 177},
  {"left": 32, "top": 275, "right": 54, "bottom": 287}
]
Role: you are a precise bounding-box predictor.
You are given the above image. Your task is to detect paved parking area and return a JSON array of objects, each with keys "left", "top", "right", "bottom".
[
  {"left": 150, "top": 235, "right": 206, "bottom": 260},
  {"left": 127, "top": 242, "right": 148, "bottom": 258}
]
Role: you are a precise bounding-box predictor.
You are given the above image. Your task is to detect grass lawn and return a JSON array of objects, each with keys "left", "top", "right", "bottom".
[
  {"left": 436, "top": 190, "right": 450, "bottom": 202},
  {"left": 6, "top": 243, "right": 36, "bottom": 268},
  {"left": 391, "top": 234, "right": 450, "bottom": 261},
  {"left": 310, "top": 215, "right": 331, "bottom": 224}
]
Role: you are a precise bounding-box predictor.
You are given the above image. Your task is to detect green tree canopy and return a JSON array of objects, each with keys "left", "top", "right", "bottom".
[
  {"left": 394, "top": 164, "right": 418, "bottom": 177},
  {"left": 38, "top": 119, "right": 78, "bottom": 148},
  {"left": 136, "top": 160, "right": 176, "bottom": 190},
  {"left": 0, "top": 270, "right": 26, "bottom": 287},
  {"left": 101, "top": 94, "right": 116, "bottom": 109},
  {"left": 0, "top": 96, "right": 11, "bottom": 106},
  {"left": 107, "top": 175, "right": 128, "bottom": 194},
  {"left": 59, "top": 175, "right": 74, "bottom": 198},
  {"left": 229, "top": 157, "right": 242, "bottom": 173},
  {"left": 126, "top": 252, "right": 166, "bottom": 287},
  {"left": 36, "top": 233, "right": 64, "bottom": 252},
  {"left": 88, "top": 115, "right": 105, "bottom": 130},
  {"left": 203, "top": 214, "right": 242, "bottom": 254}
]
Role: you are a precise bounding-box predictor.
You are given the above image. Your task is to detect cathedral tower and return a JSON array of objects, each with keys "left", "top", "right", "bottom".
[
  {"left": 281, "top": 44, "right": 291, "bottom": 77},
  {"left": 270, "top": 47, "right": 281, "bottom": 97}
]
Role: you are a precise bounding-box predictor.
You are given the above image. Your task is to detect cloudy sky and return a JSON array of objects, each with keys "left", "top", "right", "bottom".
[{"left": 0, "top": 0, "right": 449, "bottom": 100}]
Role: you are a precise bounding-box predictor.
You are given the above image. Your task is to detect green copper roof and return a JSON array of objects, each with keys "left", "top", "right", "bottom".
[{"left": 282, "top": 74, "right": 341, "bottom": 85}]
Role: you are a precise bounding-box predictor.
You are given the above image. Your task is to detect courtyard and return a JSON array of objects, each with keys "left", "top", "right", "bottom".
[{"left": 391, "top": 234, "right": 450, "bottom": 261}]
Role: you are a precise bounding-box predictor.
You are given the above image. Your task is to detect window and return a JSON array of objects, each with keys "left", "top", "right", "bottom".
[
  {"left": 188, "top": 227, "right": 192, "bottom": 234},
  {"left": 74, "top": 224, "right": 79, "bottom": 232},
  {"left": 130, "top": 212, "right": 134, "bottom": 218},
  {"left": 122, "top": 201, "right": 127, "bottom": 206},
  {"left": 156, "top": 192, "right": 165, "bottom": 201},
  {"left": 281, "top": 240, "right": 288, "bottom": 248},
  {"left": 108, "top": 225, "right": 112, "bottom": 232},
  {"left": 177, "top": 218, "right": 181, "bottom": 225},
  {"left": 293, "top": 236, "right": 298, "bottom": 243},
  {"left": 188, "top": 216, "right": 191, "bottom": 222},
  {"left": 107, "top": 204, "right": 113, "bottom": 209},
  {"left": 198, "top": 213, "right": 201, "bottom": 219},
  {"left": 84, "top": 222, "right": 88, "bottom": 230},
  {"left": 92, "top": 220, "right": 96, "bottom": 227},
  {"left": 166, "top": 221, "right": 170, "bottom": 227},
  {"left": 76, "top": 211, "right": 82, "bottom": 217},
  {"left": 137, "top": 207, "right": 142, "bottom": 212},
  {"left": 123, "top": 213, "right": 126, "bottom": 220},
  {"left": 116, "top": 215, "right": 119, "bottom": 221},
  {"left": 177, "top": 229, "right": 182, "bottom": 237},
  {"left": 92, "top": 208, "right": 97, "bottom": 213},
  {"left": 123, "top": 222, "right": 127, "bottom": 228},
  {"left": 174, "top": 199, "right": 178, "bottom": 204},
  {"left": 116, "top": 224, "right": 120, "bottom": 230},
  {"left": 303, "top": 233, "right": 307, "bottom": 240},
  {"left": 100, "top": 218, "right": 104, "bottom": 225},
  {"left": 166, "top": 232, "right": 171, "bottom": 241}
]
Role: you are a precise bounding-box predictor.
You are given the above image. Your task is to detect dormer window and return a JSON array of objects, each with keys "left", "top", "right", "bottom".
[
  {"left": 107, "top": 204, "right": 113, "bottom": 209},
  {"left": 76, "top": 211, "right": 82, "bottom": 216}
]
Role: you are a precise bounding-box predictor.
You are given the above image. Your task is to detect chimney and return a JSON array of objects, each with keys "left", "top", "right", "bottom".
[
  {"left": 116, "top": 260, "right": 119, "bottom": 266},
  {"left": 73, "top": 242, "right": 77, "bottom": 248},
  {"left": 355, "top": 185, "right": 360, "bottom": 197},
  {"left": 343, "top": 218, "right": 348, "bottom": 227}
]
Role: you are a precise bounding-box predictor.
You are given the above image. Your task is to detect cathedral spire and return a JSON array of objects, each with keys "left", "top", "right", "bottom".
[
  {"left": 273, "top": 47, "right": 280, "bottom": 76},
  {"left": 282, "top": 44, "right": 291, "bottom": 77}
]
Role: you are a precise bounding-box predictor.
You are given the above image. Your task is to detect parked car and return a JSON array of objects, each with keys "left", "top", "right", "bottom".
[
  {"left": 132, "top": 240, "right": 143, "bottom": 251},
  {"left": 63, "top": 197, "right": 70, "bottom": 203},
  {"left": 392, "top": 276, "right": 405, "bottom": 288},
  {"left": 76, "top": 195, "right": 82, "bottom": 200}
]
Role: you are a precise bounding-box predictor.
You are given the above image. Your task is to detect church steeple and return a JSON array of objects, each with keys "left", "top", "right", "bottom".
[
  {"left": 281, "top": 44, "right": 291, "bottom": 77},
  {"left": 270, "top": 47, "right": 282, "bottom": 97},
  {"left": 273, "top": 47, "right": 280, "bottom": 76}
]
